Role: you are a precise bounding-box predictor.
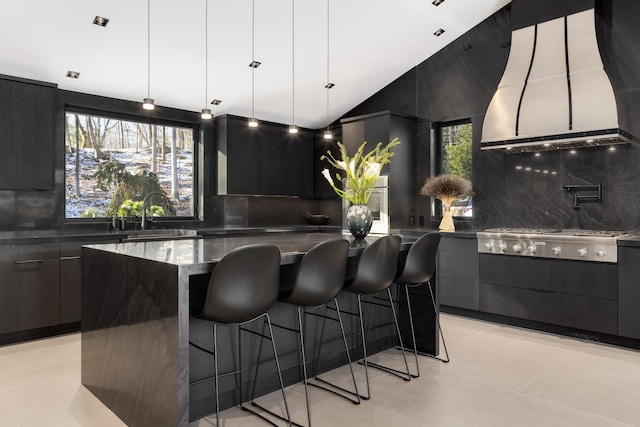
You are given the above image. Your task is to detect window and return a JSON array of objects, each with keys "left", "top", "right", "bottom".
[
  {"left": 435, "top": 120, "right": 472, "bottom": 217},
  {"left": 65, "top": 111, "right": 196, "bottom": 219}
]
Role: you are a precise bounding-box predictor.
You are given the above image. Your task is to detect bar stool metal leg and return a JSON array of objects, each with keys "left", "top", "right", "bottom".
[
  {"left": 244, "top": 315, "right": 293, "bottom": 426},
  {"left": 404, "top": 285, "right": 421, "bottom": 377},
  {"left": 427, "top": 281, "right": 450, "bottom": 363}
]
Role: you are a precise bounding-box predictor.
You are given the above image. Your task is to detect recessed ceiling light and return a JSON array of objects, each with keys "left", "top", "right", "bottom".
[
  {"left": 525, "top": 167, "right": 532, "bottom": 171},
  {"left": 93, "top": 16, "right": 109, "bottom": 27},
  {"left": 434, "top": 28, "right": 445, "bottom": 37},
  {"left": 515, "top": 165, "right": 523, "bottom": 170},
  {"left": 609, "top": 146, "right": 616, "bottom": 151},
  {"left": 325, "top": 82, "right": 335, "bottom": 89},
  {"left": 211, "top": 99, "right": 222, "bottom": 105},
  {"left": 432, "top": 0, "right": 445, "bottom": 6},
  {"left": 502, "top": 41, "right": 511, "bottom": 49},
  {"left": 249, "top": 60, "right": 261, "bottom": 68},
  {"left": 570, "top": 149, "right": 577, "bottom": 154},
  {"left": 534, "top": 152, "right": 541, "bottom": 157},
  {"left": 66, "top": 70, "right": 80, "bottom": 79},
  {"left": 463, "top": 44, "right": 472, "bottom": 51}
]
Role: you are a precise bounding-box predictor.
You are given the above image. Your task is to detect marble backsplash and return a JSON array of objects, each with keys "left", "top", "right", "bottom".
[{"left": 474, "top": 143, "right": 640, "bottom": 231}]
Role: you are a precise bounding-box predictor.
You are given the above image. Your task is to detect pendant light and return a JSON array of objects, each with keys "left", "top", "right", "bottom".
[
  {"left": 323, "top": 0, "right": 333, "bottom": 139},
  {"left": 200, "top": 0, "right": 212, "bottom": 120},
  {"left": 248, "top": 0, "right": 259, "bottom": 128},
  {"left": 142, "top": 0, "right": 155, "bottom": 110},
  {"left": 288, "top": 0, "right": 298, "bottom": 134}
]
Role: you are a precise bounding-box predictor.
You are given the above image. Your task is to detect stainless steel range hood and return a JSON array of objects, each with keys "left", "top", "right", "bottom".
[{"left": 481, "top": 8, "right": 632, "bottom": 153}]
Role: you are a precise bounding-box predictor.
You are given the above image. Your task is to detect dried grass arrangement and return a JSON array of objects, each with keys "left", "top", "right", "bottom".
[{"left": 420, "top": 174, "right": 472, "bottom": 231}]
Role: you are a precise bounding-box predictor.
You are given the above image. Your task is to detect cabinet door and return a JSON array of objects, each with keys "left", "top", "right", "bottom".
[
  {"left": 0, "top": 262, "right": 59, "bottom": 334},
  {"left": 0, "top": 243, "right": 60, "bottom": 334},
  {"left": 438, "top": 237, "right": 479, "bottom": 310},
  {"left": 0, "top": 77, "right": 55, "bottom": 190},
  {"left": 618, "top": 246, "right": 640, "bottom": 339},
  {"left": 60, "top": 242, "right": 82, "bottom": 324}
]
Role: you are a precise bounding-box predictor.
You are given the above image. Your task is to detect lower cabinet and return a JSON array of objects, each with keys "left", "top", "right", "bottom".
[
  {"left": 0, "top": 243, "right": 60, "bottom": 334},
  {"left": 437, "top": 235, "right": 479, "bottom": 310},
  {"left": 479, "top": 254, "right": 618, "bottom": 334},
  {"left": 60, "top": 242, "right": 82, "bottom": 324},
  {"left": 618, "top": 245, "right": 640, "bottom": 339}
]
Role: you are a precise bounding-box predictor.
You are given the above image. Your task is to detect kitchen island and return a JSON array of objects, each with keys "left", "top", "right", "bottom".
[{"left": 81, "top": 232, "right": 427, "bottom": 427}]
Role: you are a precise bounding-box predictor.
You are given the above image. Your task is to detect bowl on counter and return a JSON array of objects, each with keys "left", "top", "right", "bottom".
[{"left": 305, "top": 213, "right": 330, "bottom": 225}]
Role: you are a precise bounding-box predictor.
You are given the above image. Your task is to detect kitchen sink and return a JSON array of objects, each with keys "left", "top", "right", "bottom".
[{"left": 121, "top": 229, "right": 200, "bottom": 242}]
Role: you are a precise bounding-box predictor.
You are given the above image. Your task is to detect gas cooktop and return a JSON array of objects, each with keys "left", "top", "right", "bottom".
[{"left": 482, "top": 228, "right": 627, "bottom": 237}]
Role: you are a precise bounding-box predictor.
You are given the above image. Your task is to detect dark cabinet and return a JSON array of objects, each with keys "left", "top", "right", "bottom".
[
  {"left": 437, "top": 235, "right": 479, "bottom": 310},
  {"left": 618, "top": 245, "right": 640, "bottom": 339},
  {"left": 59, "top": 242, "right": 82, "bottom": 324},
  {"left": 0, "top": 75, "right": 56, "bottom": 190},
  {"left": 340, "top": 111, "right": 417, "bottom": 228},
  {"left": 0, "top": 243, "right": 59, "bottom": 334},
  {"left": 215, "top": 115, "right": 314, "bottom": 197},
  {"left": 479, "top": 254, "right": 617, "bottom": 334}
]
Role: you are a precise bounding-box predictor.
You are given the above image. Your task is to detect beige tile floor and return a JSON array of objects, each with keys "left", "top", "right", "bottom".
[{"left": 1, "top": 314, "right": 640, "bottom": 426}]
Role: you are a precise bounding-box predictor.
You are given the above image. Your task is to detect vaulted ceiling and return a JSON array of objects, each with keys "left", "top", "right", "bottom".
[{"left": 0, "top": 0, "right": 510, "bottom": 128}]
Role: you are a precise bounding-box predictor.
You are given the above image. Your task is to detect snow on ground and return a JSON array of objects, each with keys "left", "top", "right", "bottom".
[{"left": 65, "top": 148, "right": 193, "bottom": 218}]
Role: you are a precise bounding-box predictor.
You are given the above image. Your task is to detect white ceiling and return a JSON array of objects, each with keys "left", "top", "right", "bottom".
[{"left": 0, "top": 0, "right": 510, "bottom": 129}]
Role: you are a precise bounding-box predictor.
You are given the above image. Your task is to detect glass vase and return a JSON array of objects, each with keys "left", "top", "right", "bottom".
[{"left": 346, "top": 204, "right": 373, "bottom": 239}]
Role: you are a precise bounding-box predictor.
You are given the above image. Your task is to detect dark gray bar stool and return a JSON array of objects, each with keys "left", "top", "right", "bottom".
[
  {"left": 261, "top": 239, "right": 359, "bottom": 427},
  {"left": 395, "top": 231, "right": 449, "bottom": 374},
  {"left": 189, "top": 243, "right": 292, "bottom": 426},
  {"left": 338, "top": 235, "right": 410, "bottom": 400}
]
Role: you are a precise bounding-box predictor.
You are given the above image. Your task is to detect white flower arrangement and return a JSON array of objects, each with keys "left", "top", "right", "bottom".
[{"left": 320, "top": 138, "right": 400, "bottom": 205}]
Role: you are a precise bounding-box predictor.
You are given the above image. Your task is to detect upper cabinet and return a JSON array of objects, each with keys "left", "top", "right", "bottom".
[
  {"left": 0, "top": 75, "right": 56, "bottom": 190},
  {"left": 215, "top": 115, "right": 314, "bottom": 197},
  {"left": 339, "top": 111, "right": 418, "bottom": 229}
]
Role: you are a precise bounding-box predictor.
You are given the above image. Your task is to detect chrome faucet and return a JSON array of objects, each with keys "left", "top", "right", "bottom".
[{"left": 141, "top": 191, "right": 174, "bottom": 230}]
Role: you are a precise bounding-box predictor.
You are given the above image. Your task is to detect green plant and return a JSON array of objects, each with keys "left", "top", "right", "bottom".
[
  {"left": 320, "top": 138, "right": 400, "bottom": 204},
  {"left": 117, "top": 199, "right": 165, "bottom": 217},
  {"left": 80, "top": 207, "right": 100, "bottom": 218}
]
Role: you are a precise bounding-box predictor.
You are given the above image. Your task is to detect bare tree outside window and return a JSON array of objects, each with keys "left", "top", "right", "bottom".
[{"left": 64, "top": 112, "right": 195, "bottom": 219}]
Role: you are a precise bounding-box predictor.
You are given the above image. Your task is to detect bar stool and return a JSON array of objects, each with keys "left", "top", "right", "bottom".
[
  {"left": 189, "top": 243, "right": 292, "bottom": 426},
  {"left": 260, "top": 239, "right": 359, "bottom": 427},
  {"left": 340, "top": 235, "right": 410, "bottom": 400},
  {"left": 395, "top": 232, "right": 449, "bottom": 373}
]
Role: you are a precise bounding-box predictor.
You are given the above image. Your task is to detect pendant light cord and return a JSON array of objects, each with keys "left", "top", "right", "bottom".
[
  {"left": 326, "top": 0, "right": 330, "bottom": 131},
  {"left": 292, "top": 0, "right": 295, "bottom": 126},
  {"left": 147, "top": 0, "right": 151, "bottom": 99},
  {"left": 252, "top": 0, "right": 255, "bottom": 119},
  {"left": 204, "top": 0, "right": 208, "bottom": 108}
]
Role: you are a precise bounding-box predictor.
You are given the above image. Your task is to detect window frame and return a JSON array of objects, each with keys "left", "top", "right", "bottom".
[
  {"left": 431, "top": 118, "right": 473, "bottom": 220},
  {"left": 63, "top": 106, "right": 201, "bottom": 222}
]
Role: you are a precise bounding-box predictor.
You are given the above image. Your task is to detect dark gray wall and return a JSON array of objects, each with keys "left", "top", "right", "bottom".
[{"left": 343, "top": 0, "right": 640, "bottom": 231}]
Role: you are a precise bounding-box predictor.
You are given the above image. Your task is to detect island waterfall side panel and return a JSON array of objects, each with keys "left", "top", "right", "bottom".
[{"left": 81, "top": 247, "right": 185, "bottom": 427}]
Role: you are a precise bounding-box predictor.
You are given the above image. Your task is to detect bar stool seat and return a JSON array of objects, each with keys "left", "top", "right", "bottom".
[
  {"left": 189, "top": 243, "right": 292, "bottom": 427},
  {"left": 265, "top": 239, "right": 359, "bottom": 427},
  {"left": 395, "top": 232, "right": 449, "bottom": 373},
  {"left": 341, "top": 234, "right": 410, "bottom": 399}
]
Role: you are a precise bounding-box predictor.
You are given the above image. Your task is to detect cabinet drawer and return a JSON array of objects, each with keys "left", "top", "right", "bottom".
[
  {"left": 0, "top": 258, "right": 60, "bottom": 334},
  {"left": 479, "top": 282, "right": 617, "bottom": 334},
  {"left": 0, "top": 243, "right": 59, "bottom": 263}
]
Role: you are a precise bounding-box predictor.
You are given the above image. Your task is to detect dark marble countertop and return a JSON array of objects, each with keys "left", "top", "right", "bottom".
[
  {"left": 0, "top": 225, "right": 475, "bottom": 244},
  {"left": 0, "top": 225, "right": 341, "bottom": 245},
  {"left": 84, "top": 232, "right": 416, "bottom": 267}
]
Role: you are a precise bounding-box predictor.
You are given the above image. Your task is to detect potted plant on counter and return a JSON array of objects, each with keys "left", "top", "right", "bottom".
[
  {"left": 421, "top": 174, "right": 472, "bottom": 232},
  {"left": 320, "top": 138, "right": 400, "bottom": 238}
]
